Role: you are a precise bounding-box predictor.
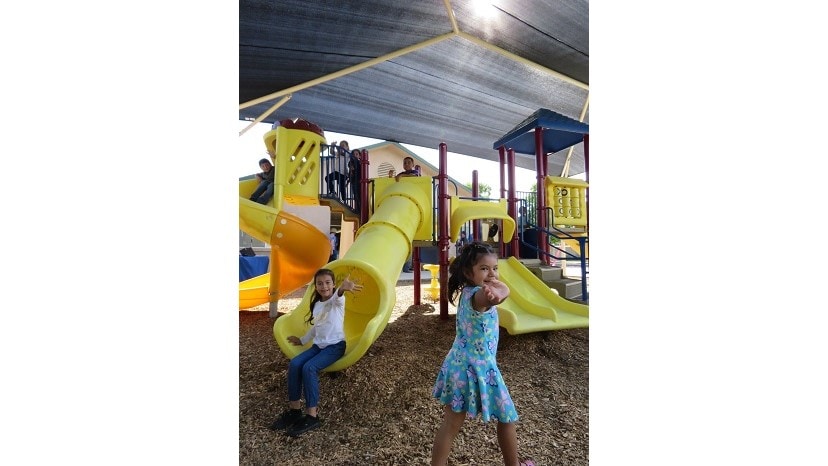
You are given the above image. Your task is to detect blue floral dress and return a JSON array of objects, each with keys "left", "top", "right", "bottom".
[{"left": 432, "top": 286, "right": 519, "bottom": 422}]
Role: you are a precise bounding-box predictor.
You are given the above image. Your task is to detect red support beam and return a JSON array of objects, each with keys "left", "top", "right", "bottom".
[
  {"left": 507, "top": 148, "right": 518, "bottom": 259},
  {"left": 471, "top": 170, "right": 481, "bottom": 241},
  {"left": 534, "top": 127, "right": 549, "bottom": 264},
  {"left": 360, "top": 149, "right": 370, "bottom": 224},
  {"left": 438, "top": 143, "right": 450, "bottom": 319}
]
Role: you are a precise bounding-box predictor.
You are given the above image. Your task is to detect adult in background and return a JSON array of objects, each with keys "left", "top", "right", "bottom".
[
  {"left": 347, "top": 149, "right": 362, "bottom": 212},
  {"left": 325, "top": 141, "right": 350, "bottom": 200}
]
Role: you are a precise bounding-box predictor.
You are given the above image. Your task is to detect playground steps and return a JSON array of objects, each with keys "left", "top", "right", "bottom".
[
  {"left": 548, "top": 278, "right": 584, "bottom": 301},
  {"left": 516, "top": 259, "right": 583, "bottom": 301},
  {"left": 318, "top": 196, "right": 360, "bottom": 222}
]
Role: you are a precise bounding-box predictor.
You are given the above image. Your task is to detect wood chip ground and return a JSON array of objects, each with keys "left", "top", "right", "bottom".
[{"left": 240, "top": 283, "right": 588, "bottom": 465}]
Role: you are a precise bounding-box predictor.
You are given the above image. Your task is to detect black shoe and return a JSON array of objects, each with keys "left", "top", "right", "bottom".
[
  {"left": 269, "top": 409, "right": 303, "bottom": 430},
  {"left": 286, "top": 414, "right": 321, "bottom": 437}
]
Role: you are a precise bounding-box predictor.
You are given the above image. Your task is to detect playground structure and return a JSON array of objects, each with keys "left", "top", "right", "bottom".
[
  {"left": 238, "top": 119, "right": 333, "bottom": 314},
  {"left": 238, "top": 110, "right": 589, "bottom": 372}
]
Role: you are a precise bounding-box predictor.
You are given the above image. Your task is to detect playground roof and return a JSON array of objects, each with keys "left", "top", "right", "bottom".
[
  {"left": 239, "top": 0, "right": 589, "bottom": 177},
  {"left": 493, "top": 108, "right": 589, "bottom": 155}
]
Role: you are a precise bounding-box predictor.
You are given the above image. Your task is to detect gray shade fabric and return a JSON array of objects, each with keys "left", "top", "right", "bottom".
[{"left": 240, "top": 0, "right": 589, "bottom": 176}]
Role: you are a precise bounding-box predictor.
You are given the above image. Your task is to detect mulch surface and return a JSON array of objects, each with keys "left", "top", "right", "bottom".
[{"left": 239, "top": 285, "right": 588, "bottom": 465}]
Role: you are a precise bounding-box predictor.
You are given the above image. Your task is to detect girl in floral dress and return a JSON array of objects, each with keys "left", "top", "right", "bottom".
[{"left": 430, "top": 242, "right": 534, "bottom": 466}]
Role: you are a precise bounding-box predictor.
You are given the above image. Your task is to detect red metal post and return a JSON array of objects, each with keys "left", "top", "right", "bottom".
[
  {"left": 360, "top": 149, "right": 370, "bottom": 224},
  {"left": 584, "top": 134, "right": 589, "bottom": 234},
  {"left": 413, "top": 246, "right": 421, "bottom": 305},
  {"left": 471, "top": 170, "right": 480, "bottom": 241},
  {"left": 438, "top": 143, "right": 450, "bottom": 319},
  {"left": 534, "top": 127, "right": 548, "bottom": 264},
  {"left": 498, "top": 146, "right": 506, "bottom": 199},
  {"left": 498, "top": 146, "right": 507, "bottom": 257},
  {"left": 507, "top": 148, "right": 518, "bottom": 259}
]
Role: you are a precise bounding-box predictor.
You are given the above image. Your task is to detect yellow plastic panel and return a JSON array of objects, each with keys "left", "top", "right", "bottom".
[
  {"left": 545, "top": 176, "right": 589, "bottom": 227},
  {"left": 267, "top": 126, "right": 326, "bottom": 201}
]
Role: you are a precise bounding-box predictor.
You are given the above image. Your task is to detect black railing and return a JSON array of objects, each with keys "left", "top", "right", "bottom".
[
  {"left": 319, "top": 143, "right": 360, "bottom": 214},
  {"left": 512, "top": 199, "right": 588, "bottom": 301}
]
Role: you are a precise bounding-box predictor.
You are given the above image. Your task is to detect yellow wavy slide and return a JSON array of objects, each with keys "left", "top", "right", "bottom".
[
  {"left": 496, "top": 256, "right": 589, "bottom": 334},
  {"left": 446, "top": 197, "right": 586, "bottom": 334},
  {"left": 274, "top": 177, "right": 433, "bottom": 372},
  {"left": 239, "top": 178, "right": 331, "bottom": 309}
]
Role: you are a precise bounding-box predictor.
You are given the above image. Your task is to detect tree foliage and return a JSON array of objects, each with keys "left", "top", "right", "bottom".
[{"left": 463, "top": 182, "right": 492, "bottom": 198}]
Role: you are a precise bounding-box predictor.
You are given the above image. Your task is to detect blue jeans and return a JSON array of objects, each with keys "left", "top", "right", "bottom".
[
  {"left": 249, "top": 181, "right": 274, "bottom": 205},
  {"left": 287, "top": 341, "right": 346, "bottom": 408}
]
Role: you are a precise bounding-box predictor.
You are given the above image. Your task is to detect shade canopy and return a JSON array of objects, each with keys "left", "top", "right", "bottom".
[{"left": 240, "top": 0, "right": 589, "bottom": 176}]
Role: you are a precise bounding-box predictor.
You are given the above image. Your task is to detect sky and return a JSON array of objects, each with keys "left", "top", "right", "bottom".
[{"left": 237, "top": 120, "right": 573, "bottom": 192}]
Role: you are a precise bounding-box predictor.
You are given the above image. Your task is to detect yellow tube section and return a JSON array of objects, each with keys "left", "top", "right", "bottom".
[{"left": 273, "top": 177, "right": 432, "bottom": 372}]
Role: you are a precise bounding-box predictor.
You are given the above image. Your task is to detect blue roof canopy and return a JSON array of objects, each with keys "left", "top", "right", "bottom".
[{"left": 493, "top": 108, "right": 589, "bottom": 155}]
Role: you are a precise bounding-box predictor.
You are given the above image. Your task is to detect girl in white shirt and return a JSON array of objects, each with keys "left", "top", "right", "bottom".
[{"left": 270, "top": 269, "right": 362, "bottom": 437}]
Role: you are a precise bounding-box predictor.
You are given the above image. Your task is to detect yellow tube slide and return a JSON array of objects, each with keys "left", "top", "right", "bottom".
[
  {"left": 496, "top": 256, "right": 588, "bottom": 334},
  {"left": 273, "top": 178, "right": 432, "bottom": 372}
]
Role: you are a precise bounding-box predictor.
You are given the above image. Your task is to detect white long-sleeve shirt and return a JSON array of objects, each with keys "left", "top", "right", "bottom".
[{"left": 299, "top": 289, "right": 346, "bottom": 348}]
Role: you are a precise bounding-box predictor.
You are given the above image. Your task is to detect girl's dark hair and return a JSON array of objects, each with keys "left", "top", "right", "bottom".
[
  {"left": 307, "top": 268, "right": 335, "bottom": 325},
  {"left": 348, "top": 150, "right": 361, "bottom": 170},
  {"left": 258, "top": 158, "right": 271, "bottom": 165},
  {"left": 447, "top": 241, "right": 497, "bottom": 305}
]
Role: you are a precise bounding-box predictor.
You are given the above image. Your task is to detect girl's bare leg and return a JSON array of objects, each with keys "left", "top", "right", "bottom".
[
  {"left": 431, "top": 406, "right": 466, "bottom": 466},
  {"left": 497, "top": 421, "right": 519, "bottom": 466}
]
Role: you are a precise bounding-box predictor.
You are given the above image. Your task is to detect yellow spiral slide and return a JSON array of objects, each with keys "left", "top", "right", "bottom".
[
  {"left": 273, "top": 177, "right": 432, "bottom": 372},
  {"left": 238, "top": 178, "right": 331, "bottom": 309}
]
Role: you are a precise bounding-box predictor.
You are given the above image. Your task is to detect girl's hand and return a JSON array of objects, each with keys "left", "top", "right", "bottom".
[
  {"left": 482, "top": 280, "right": 510, "bottom": 306},
  {"left": 340, "top": 274, "right": 363, "bottom": 293},
  {"left": 287, "top": 336, "right": 302, "bottom": 346}
]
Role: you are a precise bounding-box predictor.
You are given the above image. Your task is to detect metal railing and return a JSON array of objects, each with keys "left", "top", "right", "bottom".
[
  {"left": 319, "top": 143, "right": 360, "bottom": 214},
  {"left": 512, "top": 197, "right": 588, "bottom": 300}
]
